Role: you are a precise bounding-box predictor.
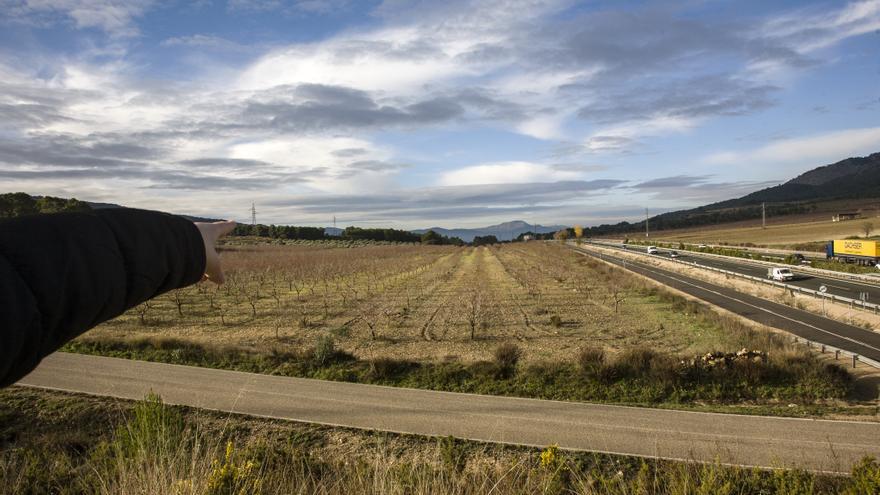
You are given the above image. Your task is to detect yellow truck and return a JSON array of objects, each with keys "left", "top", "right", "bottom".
[{"left": 826, "top": 239, "right": 880, "bottom": 265}]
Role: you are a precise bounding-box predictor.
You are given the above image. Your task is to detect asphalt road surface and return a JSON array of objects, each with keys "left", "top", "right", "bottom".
[
  {"left": 17, "top": 352, "right": 880, "bottom": 473},
  {"left": 573, "top": 245, "right": 880, "bottom": 364},
  {"left": 596, "top": 241, "right": 880, "bottom": 305}
]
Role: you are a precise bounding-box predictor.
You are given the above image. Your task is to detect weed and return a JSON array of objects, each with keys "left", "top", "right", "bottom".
[
  {"left": 313, "top": 334, "right": 335, "bottom": 366},
  {"left": 577, "top": 347, "right": 605, "bottom": 375},
  {"left": 438, "top": 436, "right": 468, "bottom": 474},
  {"left": 205, "top": 441, "right": 262, "bottom": 495},
  {"left": 493, "top": 343, "right": 522, "bottom": 378}
]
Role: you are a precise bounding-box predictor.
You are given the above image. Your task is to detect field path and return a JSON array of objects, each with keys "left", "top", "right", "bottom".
[{"left": 19, "top": 352, "right": 880, "bottom": 474}]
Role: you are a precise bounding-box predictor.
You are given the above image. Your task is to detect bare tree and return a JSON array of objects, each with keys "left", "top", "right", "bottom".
[
  {"left": 863, "top": 221, "right": 875, "bottom": 238},
  {"left": 462, "top": 288, "right": 486, "bottom": 340},
  {"left": 136, "top": 300, "right": 153, "bottom": 325},
  {"left": 171, "top": 288, "right": 186, "bottom": 317},
  {"left": 242, "top": 282, "right": 260, "bottom": 318},
  {"left": 610, "top": 285, "right": 627, "bottom": 314},
  {"left": 360, "top": 306, "right": 380, "bottom": 340}
]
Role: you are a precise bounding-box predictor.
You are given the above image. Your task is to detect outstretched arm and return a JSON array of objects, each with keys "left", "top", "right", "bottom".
[{"left": 0, "top": 208, "right": 234, "bottom": 387}]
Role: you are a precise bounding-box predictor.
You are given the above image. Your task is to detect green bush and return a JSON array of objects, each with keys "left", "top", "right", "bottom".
[
  {"left": 576, "top": 347, "right": 605, "bottom": 375},
  {"left": 438, "top": 436, "right": 468, "bottom": 474},
  {"left": 313, "top": 335, "right": 335, "bottom": 366},
  {"left": 114, "top": 392, "right": 184, "bottom": 458},
  {"left": 493, "top": 343, "right": 522, "bottom": 378},
  {"left": 846, "top": 456, "right": 880, "bottom": 494}
]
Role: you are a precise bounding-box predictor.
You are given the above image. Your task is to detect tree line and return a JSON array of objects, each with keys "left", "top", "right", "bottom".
[
  {"left": 231, "top": 223, "right": 466, "bottom": 245},
  {"left": 0, "top": 192, "right": 91, "bottom": 218}
]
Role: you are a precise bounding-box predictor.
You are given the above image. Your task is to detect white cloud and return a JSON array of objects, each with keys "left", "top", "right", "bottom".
[
  {"left": 3, "top": 0, "right": 154, "bottom": 36},
  {"left": 235, "top": 27, "right": 476, "bottom": 94},
  {"left": 704, "top": 127, "right": 880, "bottom": 165},
  {"left": 229, "top": 136, "right": 396, "bottom": 193},
  {"left": 516, "top": 114, "right": 567, "bottom": 140},
  {"left": 160, "top": 34, "right": 247, "bottom": 51},
  {"left": 438, "top": 161, "right": 582, "bottom": 186},
  {"left": 586, "top": 115, "right": 696, "bottom": 152},
  {"left": 760, "top": 0, "right": 880, "bottom": 53}
]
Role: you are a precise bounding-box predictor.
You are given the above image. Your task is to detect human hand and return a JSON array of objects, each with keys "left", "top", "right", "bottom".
[{"left": 194, "top": 220, "right": 236, "bottom": 284}]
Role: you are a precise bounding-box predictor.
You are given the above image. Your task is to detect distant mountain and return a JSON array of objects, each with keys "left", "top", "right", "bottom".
[
  {"left": 584, "top": 151, "right": 880, "bottom": 237},
  {"left": 413, "top": 220, "right": 566, "bottom": 242}
]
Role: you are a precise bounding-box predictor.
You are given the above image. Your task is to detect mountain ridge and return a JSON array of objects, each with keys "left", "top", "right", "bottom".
[
  {"left": 582, "top": 151, "right": 880, "bottom": 237},
  {"left": 412, "top": 220, "right": 565, "bottom": 242}
]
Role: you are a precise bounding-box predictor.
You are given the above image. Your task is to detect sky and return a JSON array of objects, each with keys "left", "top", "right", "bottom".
[{"left": 0, "top": 0, "right": 878, "bottom": 228}]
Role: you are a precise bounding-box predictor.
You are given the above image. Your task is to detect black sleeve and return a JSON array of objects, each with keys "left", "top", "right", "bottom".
[{"left": 0, "top": 208, "right": 206, "bottom": 387}]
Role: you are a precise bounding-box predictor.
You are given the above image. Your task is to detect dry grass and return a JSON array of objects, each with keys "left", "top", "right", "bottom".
[
  {"left": 84, "top": 242, "right": 767, "bottom": 364},
  {"left": 648, "top": 216, "right": 874, "bottom": 248},
  {"left": 3, "top": 388, "right": 875, "bottom": 495}
]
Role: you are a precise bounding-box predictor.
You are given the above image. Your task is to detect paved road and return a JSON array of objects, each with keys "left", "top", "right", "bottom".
[
  {"left": 572, "top": 245, "right": 880, "bottom": 364},
  {"left": 597, "top": 241, "right": 880, "bottom": 304},
  {"left": 16, "top": 352, "right": 880, "bottom": 473}
]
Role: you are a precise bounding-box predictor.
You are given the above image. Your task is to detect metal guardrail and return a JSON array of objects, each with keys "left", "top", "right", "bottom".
[
  {"left": 789, "top": 336, "right": 880, "bottom": 370},
  {"left": 576, "top": 243, "right": 880, "bottom": 370},
  {"left": 592, "top": 239, "right": 880, "bottom": 284},
  {"left": 601, "top": 243, "right": 880, "bottom": 313}
]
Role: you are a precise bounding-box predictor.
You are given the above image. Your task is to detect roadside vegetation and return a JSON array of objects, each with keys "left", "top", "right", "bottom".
[
  {"left": 64, "top": 335, "right": 858, "bottom": 415},
  {"left": 3, "top": 388, "right": 879, "bottom": 494}
]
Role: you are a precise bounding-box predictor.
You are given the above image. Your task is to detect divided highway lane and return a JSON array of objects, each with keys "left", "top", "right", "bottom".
[
  {"left": 597, "top": 242, "right": 880, "bottom": 303},
  {"left": 17, "top": 352, "right": 880, "bottom": 472},
  {"left": 571, "top": 245, "right": 880, "bottom": 364}
]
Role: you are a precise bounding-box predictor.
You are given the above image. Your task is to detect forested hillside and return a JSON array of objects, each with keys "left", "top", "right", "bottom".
[
  {"left": 584, "top": 152, "right": 880, "bottom": 237},
  {"left": 0, "top": 192, "right": 91, "bottom": 218}
]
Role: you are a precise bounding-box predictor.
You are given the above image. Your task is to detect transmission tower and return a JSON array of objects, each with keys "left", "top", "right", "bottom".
[
  {"left": 762, "top": 202, "right": 766, "bottom": 229},
  {"left": 251, "top": 202, "right": 256, "bottom": 226}
]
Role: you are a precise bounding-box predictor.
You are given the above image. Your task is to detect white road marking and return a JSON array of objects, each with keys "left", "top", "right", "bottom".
[{"left": 581, "top": 248, "right": 880, "bottom": 356}]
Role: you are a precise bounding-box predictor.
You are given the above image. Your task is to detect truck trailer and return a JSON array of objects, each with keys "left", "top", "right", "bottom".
[{"left": 825, "top": 239, "right": 880, "bottom": 266}]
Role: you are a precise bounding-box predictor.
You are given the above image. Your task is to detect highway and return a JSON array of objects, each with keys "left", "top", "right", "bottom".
[
  {"left": 571, "top": 244, "right": 880, "bottom": 364},
  {"left": 594, "top": 241, "right": 880, "bottom": 304},
  {"left": 17, "top": 352, "right": 880, "bottom": 473}
]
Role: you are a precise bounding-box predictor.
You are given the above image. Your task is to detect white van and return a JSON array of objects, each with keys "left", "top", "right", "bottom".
[
  {"left": 647, "top": 246, "right": 659, "bottom": 254},
  {"left": 767, "top": 267, "right": 794, "bottom": 281}
]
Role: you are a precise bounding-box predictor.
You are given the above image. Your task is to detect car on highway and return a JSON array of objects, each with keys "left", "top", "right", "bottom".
[
  {"left": 647, "top": 246, "right": 659, "bottom": 254},
  {"left": 697, "top": 244, "right": 708, "bottom": 249},
  {"left": 767, "top": 266, "right": 795, "bottom": 281},
  {"left": 669, "top": 250, "right": 680, "bottom": 258}
]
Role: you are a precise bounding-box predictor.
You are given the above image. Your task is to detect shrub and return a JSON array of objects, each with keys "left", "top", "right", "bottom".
[
  {"left": 369, "top": 357, "right": 410, "bottom": 380},
  {"left": 438, "top": 436, "right": 468, "bottom": 473},
  {"left": 549, "top": 315, "right": 563, "bottom": 328},
  {"left": 205, "top": 441, "right": 263, "bottom": 495},
  {"left": 114, "top": 392, "right": 184, "bottom": 458},
  {"left": 313, "top": 335, "right": 335, "bottom": 366},
  {"left": 616, "top": 347, "right": 659, "bottom": 376},
  {"left": 493, "top": 343, "right": 522, "bottom": 378},
  {"left": 847, "top": 456, "right": 880, "bottom": 495},
  {"left": 577, "top": 347, "right": 605, "bottom": 375}
]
